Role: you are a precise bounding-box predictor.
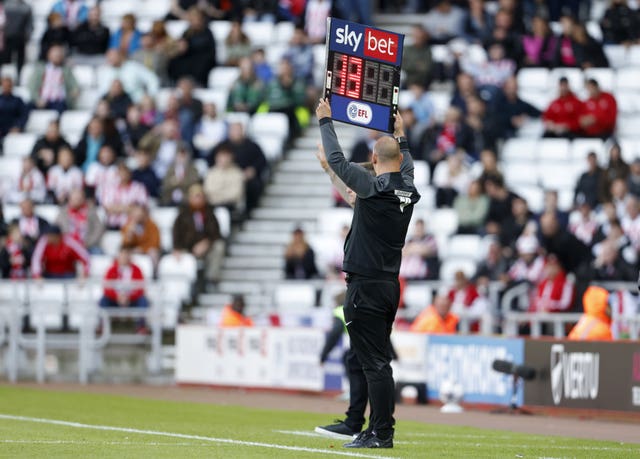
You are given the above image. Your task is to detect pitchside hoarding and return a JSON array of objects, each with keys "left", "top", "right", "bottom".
[
  {"left": 524, "top": 339, "right": 640, "bottom": 412},
  {"left": 324, "top": 18, "right": 404, "bottom": 132}
]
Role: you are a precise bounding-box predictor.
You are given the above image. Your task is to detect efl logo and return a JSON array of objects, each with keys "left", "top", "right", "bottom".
[
  {"left": 346, "top": 101, "right": 372, "bottom": 125},
  {"left": 364, "top": 28, "right": 398, "bottom": 63}
]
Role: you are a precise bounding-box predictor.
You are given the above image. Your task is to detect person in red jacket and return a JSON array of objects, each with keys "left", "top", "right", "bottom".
[
  {"left": 30, "top": 225, "right": 90, "bottom": 279},
  {"left": 542, "top": 77, "right": 583, "bottom": 138},
  {"left": 530, "top": 254, "right": 575, "bottom": 312},
  {"left": 100, "top": 246, "right": 149, "bottom": 309},
  {"left": 578, "top": 78, "right": 617, "bottom": 138}
]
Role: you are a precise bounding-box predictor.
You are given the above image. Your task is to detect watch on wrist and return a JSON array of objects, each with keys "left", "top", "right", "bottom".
[{"left": 395, "top": 136, "right": 407, "bottom": 144}]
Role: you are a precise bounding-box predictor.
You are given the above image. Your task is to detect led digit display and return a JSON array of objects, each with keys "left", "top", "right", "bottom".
[
  {"left": 331, "top": 53, "right": 347, "bottom": 96},
  {"left": 345, "top": 56, "right": 363, "bottom": 99}
]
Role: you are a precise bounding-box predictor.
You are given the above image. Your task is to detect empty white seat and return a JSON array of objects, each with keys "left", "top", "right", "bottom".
[
  {"left": 274, "top": 21, "right": 295, "bottom": 43},
  {"left": 503, "top": 163, "right": 538, "bottom": 187},
  {"left": 28, "top": 282, "right": 66, "bottom": 329},
  {"left": 446, "top": 235, "right": 483, "bottom": 260},
  {"left": 274, "top": 282, "right": 316, "bottom": 311},
  {"left": 132, "top": 254, "right": 154, "bottom": 279},
  {"left": 3, "top": 133, "right": 37, "bottom": 158},
  {"left": 76, "top": 88, "right": 101, "bottom": 111},
  {"left": 100, "top": 231, "right": 122, "bottom": 257},
  {"left": 150, "top": 207, "right": 178, "bottom": 232},
  {"left": 512, "top": 185, "right": 545, "bottom": 213},
  {"left": 517, "top": 89, "right": 551, "bottom": 112},
  {"left": 165, "top": 20, "right": 189, "bottom": 39},
  {"left": 0, "top": 157, "right": 22, "bottom": 183},
  {"left": 225, "top": 111, "right": 251, "bottom": 130},
  {"left": 209, "top": 20, "right": 232, "bottom": 43},
  {"left": 25, "top": 110, "right": 58, "bottom": 134},
  {"left": 501, "top": 138, "right": 537, "bottom": 162},
  {"left": 154, "top": 87, "right": 174, "bottom": 112},
  {"left": 67, "top": 283, "right": 100, "bottom": 329},
  {"left": 403, "top": 284, "right": 433, "bottom": 316},
  {"left": 413, "top": 160, "right": 430, "bottom": 187},
  {"left": 89, "top": 254, "right": 114, "bottom": 279},
  {"left": 549, "top": 68, "right": 584, "bottom": 93},
  {"left": 318, "top": 208, "right": 353, "bottom": 235},
  {"left": 604, "top": 44, "right": 628, "bottom": 69},
  {"left": 439, "top": 258, "right": 477, "bottom": 282},
  {"left": 538, "top": 163, "right": 579, "bottom": 191},
  {"left": 618, "top": 139, "right": 640, "bottom": 163},
  {"left": 242, "top": 21, "right": 273, "bottom": 47},
  {"left": 617, "top": 115, "right": 640, "bottom": 137},
  {"left": 72, "top": 65, "right": 96, "bottom": 88},
  {"left": 12, "top": 86, "right": 31, "bottom": 103},
  {"left": 538, "top": 138, "right": 571, "bottom": 161},
  {"left": 584, "top": 68, "right": 614, "bottom": 92},
  {"left": 517, "top": 68, "right": 549, "bottom": 92},
  {"left": 430, "top": 209, "right": 458, "bottom": 238},
  {"left": 19, "top": 62, "right": 34, "bottom": 87},
  {"left": 207, "top": 66, "right": 240, "bottom": 91},
  {"left": 571, "top": 138, "right": 605, "bottom": 163},
  {"left": 430, "top": 91, "right": 452, "bottom": 121},
  {"left": 59, "top": 110, "right": 92, "bottom": 137},
  {"left": 35, "top": 204, "right": 59, "bottom": 223},
  {"left": 616, "top": 68, "right": 640, "bottom": 91},
  {"left": 158, "top": 253, "right": 197, "bottom": 281},
  {"left": 193, "top": 88, "right": 228, "bottom": 110},
  {"left": 255, "top": 135, "right": 284, "bottom": 162},
  {"left": 214, "top": 207, "right": 231, "bottom": 239},
  {"left": 250, "top": 112, "right": 289, "bottom": 141}
]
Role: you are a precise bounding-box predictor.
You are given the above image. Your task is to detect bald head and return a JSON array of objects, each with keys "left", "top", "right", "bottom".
[{"left": 372, "top": 136, "right": 402, "bottom": 174}]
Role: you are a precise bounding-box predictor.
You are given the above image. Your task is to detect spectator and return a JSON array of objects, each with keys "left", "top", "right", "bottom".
[
  {"left": 399, "top": 219, "right": 439, "bottom": 280},
  {"left": 46, "top": 145, "right": 82, "bottom": 204},
  {"left": 568, "top": 198, "right": 598, "bottom": 246},
  {"left": 27, "top": 45, "right": 79, "bottom": 112},
  {"left": 539, "top": 189, "right": 569, "bottom": 230},
  {"left": 227, "top": 57, "right": 265, "bottom": 115},
  {"left": 461, "top": 42, "right": 516, "bottom": 101},
  {"left": 628, "top": 158, "right": 640, "bottom": 198},
  {"left": 284, "top": 227, "right": 318, "bottom": 279},
  {"left": 224, "top": 20, "right": 251, "bottom": 66},
  {"left": 571, "top": 23, "right": 609, "bottom": 69},
  {"left": 121, "top": 203, "right": 160, "bottom": 270},
  {"left": 168, "top": 7, "right": 216, "bottom": 87},
  {"left": 109, "top": 13, "right": 142, "bottom": 56},
  {"left": 193, "top": 102, "right": 226, "bottom": 156},
  {"left": 350, "top": 129, "right": 379, "bottom": 163},
  {"left": 539, "top": 211, "right": 593, "bottom": 274},
  {"left": 486, "top": 7, "right": 521, "bottom": 62},
  {"left": 220, "top": 294, "right": 254, "bottom": 327},
  {"left": 139, "top": 119, "right": 181, "bottom": 179},
  {"left": 552, "top": 12, "right": 578, "bottom": 68},
  {"left": 0, "top": 223, "right": 30, "bottom": 278},
  {"left": 101, "top": 79, "right": 133, "bottom": 121},
  {"left": 283, "top": 26, "right": 314, "bottom": 85},
  {"left": 149, "top": 20, "right": 179, "bottom": 60},
  {"left": 500, "top": 195, "right": 533, "bottom": 249},
  {"left": 131, "top": 149, "right": 160, "bottom": 198},
  {"left": 56, "top": 188, "right": 104, "bottom": 253},
  {"left": 85, "top": 145, "right": 118, "bottom": 202},
  {"left": 304, "top": 0, "right": 331, "bottom": 44},
  {"left": 71, "top": 5, "right": 110, "bottom": 58},
  {"left": 600, "top": 0, "right": 639, "bottom": 45},
  {"left": 449, "top": 270, "right": 489, "bottom": 319},
  {"left": 6, "top": 156, "right": 47, "bottom": 204},
  {"left": 593, "top": 240, "right": 636, "bottom": 281},
  {"left": 484, "top": 175, "right": 516, "bottom": 233},
  {"left": 402, "top": 26, "right": 433, "bottom": 86},
  {"left": 610, "top": 177, "right": 630, "bottom": 217},
  {"left": 578, "top": 79, "right": 617, "bottom": 139},
  {"left": 263, "top": 58, "right": 307, "bottom": 138},
  {"left": 422, "top": 0, "right": 465, "bottom": 44},
  {"left": 172, "top": 184, "right": 224, "bottom": 285},
  {"left": 50, "top": 0, "right": 88, "bottom": 30},
  {"left": 251, "top": 48, "right": 273, "bottom": 83},
  {"left": 217, "top": 122, "right": 268, "bottom": 212},
  {"left": 30, "top": 224, "right": 89, "bottom": 279},
  {"left": 507, "top": 235, "right": 545, "bottom": 285},
  {"left": 494, "top": 76, "right": 541, "bottom": 139},
  {"left": 574, "top": 151, "right": 608, "bottom": 208},
  {"left": 75, "top": 117, "right": 122, "bottom": 172},
  {"left": 3, "top": 0, "right": 33, "bottom": 75},
  {"left": 166, "top": 0, "right": 227, "bottom": 21},
  {"left": 530, "top": 255, "right": 574, "bottom": 313},
  {"left": 428, "top": 107, "right": 473, "bottom": 165},
  {"left": 13, "top": 198, "right": 49, "bottom": 246},
  {"left": 593, "top": 216, "right": 637, "bottom": 266},
  {"left": 123, "top": 105, "right": 150, "bottom": 153},
  {"left": 521, "top": 15, "right": 557, "bottom": 67},
  {"left": 175, "top": 77, "right": 202, "bottom": 144},
  {"left": 464, "top": 0, "right": 493, "bottom": 43},
  {"left": 465, "top": 95, "right": 497, "bottom": 155},
  {"left": 101, "top": 162, "right": 149, "bottom": 229},
  {"left": 542, "top": 77, "right": 583, "bottom": 138},
  {"left": 605, "top": 142, "right": 630, "bottom": 184},
  {"left": 471, "top": 148, "right": 503, "bottom": 186},
  {"left": 433, "top": 151, "right": 471, "bottom": 208},
  {"left": 409, "top": 294, "right": 458, "bottom": 333},
  {"left": 450, "top": 73, "right": 477, "bottom": 115},
  {"left": 568, "top": 286, "right": 612, "bottom": 341},
  {"left": 160, "top": 144, "right": 200, "bottom": 206},
  {"left": 99, "top": 49, "right": 160, "bottom": 104},
  {"left": 132, "top": 33, "right": 170, "bottom": 85},
  {"left": 475, "top": 238, "right": 510, "bottom": 284},
  {"left": 100, "top": 246, "right": 149, "bottom": 333},
  {"left": 39, "top": 12, "right": 70, "bottom": 60},
  {"left": 204, "top": 147, "right": 245, "bottom": 212},
  {"left": 454, "top": 179, "right": 489, "bottom": 234},
  {"left": 621, "top": 195, "right": 640, "bottom": 251},
  {"left": 407, "top": 84, "right": 436, "bottom": 139},
  {"left": 0, "top": 76, "right": 28, "bottom": 138}
]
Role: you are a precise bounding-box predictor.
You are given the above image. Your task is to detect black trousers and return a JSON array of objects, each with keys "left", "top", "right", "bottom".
[
  {"left": 344, "top": 274, "right": 399, "bottom": 440},
  {"left": 343, "top": 348, "right": 367, "bottom": 431}
]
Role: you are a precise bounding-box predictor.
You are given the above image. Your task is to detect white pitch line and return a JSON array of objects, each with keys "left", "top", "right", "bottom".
[
  {"left": 0, "top": 440, "right": 203, "bottom": 446},
  {"left": 275, "top": 430, "right": 419, "bottom": 446},
  {"left": 0, "top": 414, "right": 396, "bottom": 459}
]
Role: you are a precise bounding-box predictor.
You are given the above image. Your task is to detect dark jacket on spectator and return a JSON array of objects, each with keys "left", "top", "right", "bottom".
[
  {"left": 593, "top": 257, "right": 636, "bottom": 281},
  {"left": 132, "top": 166, "right": 160, "bottom": 198},
  {"left": 540, "top": 228, "right": 592, "bottom": 273},
  {"left": 172, "top": 204, "right": 221, "bottom": 251},
  {"left": 72, "top": 21, "right": 110, "bottom": 54},
  {"left": 600, "top": 3, "right": 640, "bottom": 44},
  {"left": 0, "top": 92, "right": 28, "bottom": 136},
  {"left": 30, "top": 135, "right": 72, "bottom": 174}
]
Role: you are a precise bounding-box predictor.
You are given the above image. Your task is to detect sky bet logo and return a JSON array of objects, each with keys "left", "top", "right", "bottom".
[{"left": 335, "top": 23, "right": 399, "bottom": 64}]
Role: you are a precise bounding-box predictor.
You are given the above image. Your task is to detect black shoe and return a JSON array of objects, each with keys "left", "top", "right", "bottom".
[
  {"left": 343, "top": 431, "right": 393, "bottom": 449},
  {"left": 314, "top": 420, "right": 360, "bottom": 440}
]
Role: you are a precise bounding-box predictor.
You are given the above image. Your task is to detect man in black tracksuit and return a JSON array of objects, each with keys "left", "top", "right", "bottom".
[{"left": 316, "top": 99, "right": 420, "bottom": 449}]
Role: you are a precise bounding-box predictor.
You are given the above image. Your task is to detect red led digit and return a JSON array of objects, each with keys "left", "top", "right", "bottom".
[
  {"left": 332, "top": 53, "right": 347, "bottom": 96},
  {"left": 345, "top": 56, "right": 362, "bottom": 99}
]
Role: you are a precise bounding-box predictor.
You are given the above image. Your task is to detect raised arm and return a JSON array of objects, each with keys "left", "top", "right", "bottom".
[
  {"left": 394, "top": 112, "right": 415, "bottom": 186},
  {"left": 316, "top": 99, "right": 376, "bottom": 198},
  {"left": 315, "top": 143, "right": 356, "bottom": 208}
]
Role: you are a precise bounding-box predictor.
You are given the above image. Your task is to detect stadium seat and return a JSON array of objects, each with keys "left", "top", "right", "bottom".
[
  {"left": 274, "top": 21, "right": 295, "bottom": 43},
  {"left": 430, "top": 91, "right": 452, "bottom": 121},
  {"left": 28, "top": 282, "right": 65, "bottom": 329},
  {"left": 207, "top": 66, "right": 240, "bottom": 91},
  {"left": 584, "top": 68, "right": 614, "bottom": 92},
  {"left": 60, "top": 110, "right": 92, "bottom": 137},
  {"left": 242, "top": 21, "right": 273, "bottom": 47},
  {"left": 71, "top": 65, "right": 96, "bottom": 88},
  {"left": 618, "top": 139, "right": 639, "bottom": 163},
  {"left": 398, "top": 90, "right": 413, "bottom": 110},
  {"left": 615, "top": 68, "right": 640, "bottom": 91},
  {"left": 89, "top": 254, "right": 114, "bottom": 280},
  {"left": 1, "top": 204, "right": 20, "bottom": 222},
  {"left": 265, "top": 43, "right": 287, "bottom": 67},
  {"left": 439, "top": 258, "right": 477, "bottom": 282},
  {"left": 67, "top": 283, "right": 100, "bottom": 330},
  {"left": 158, "top": 253, "right": 197, "bottom": 282},
  {"left": 429, "top": 209, "right": 458, "bottom": 238},
  {"left": 101, "top": 231, "right": 122, "bottom": 258},
  {"left": 131, "top": 254, "right": 154, "bottom": 280},
  {"left": 446, "top": 235, "right": 483, "bottom": 261},
  {"left": 317, "top": 208, "right": 353, "bottom": 235},
  {"left": 150, "top": 207, "right": 178, "bottom": 232},
  {"left": 403, "top": 284, "right": 433, "bottom": 317},
  {"left": 155, "top": 87, "right": 174, "bottom": 112},
  {"left": 25, "top": 110, "right": 58, "bottom": 134},
  {"left": 3, "top": 132, "right": 37, "bottom": 157},
  {"left": 503, "top": 163, "right": 538, "bottom": 187},
  {"left": 539, "top": 163, "right": 578, "bottom": 191},
  {"left": 250, "top": 113, "right": 289, "bottom": 142},
  {"left": 12, "top": 86, "right": 31, "bottom": 103},
  {"left": 604, "top": 44, "right": 628, "bottom": 69},
  {"left": 35, "top": 204, "right": 60, "bottom": 223},
  {"left": 76, "top": 89, "right": 101, "bottom": 111},
  {"left": 549, "top": 67, "right": 584, "bottom": 93},
  {"left": 273, "top": 282, "right": 316, "bottom": 311},
  {"left": 512, "top": 185, "right": 545, "bottom": 213},
  {"left": 538, "top": 138, "right": 571, "bottom": 161},
  {"left": 571, "top": 138, "right": 606, "bottom": 164},
  {"left": 214, "top": 207, "right": 231, "bottom": 239},
  {"left": 586, "top": 21, "right": 603, "bottom": 43},
  {"left": 165, "top": 20, "right": 189, "bottom": 39},
  {"left": 628, "top": 46, "right": 640, "bottom": 67},
  {"left": 255, "top": 135, "right": 284, "bottom": 162},
  {"left": 516, "top": 68, "right": 549, "bottom": 92},
  {"left": 209, "top": 21, "right": 232, "bottom": 44},
  {"left": 193, "top": 88, "right": 228, "bottom": 111},
  {"left": 19, "top": 62, "right": 34, "bottom": 87},
  {"left": 0, "top": 157, "right": 22, "bottom": 186},
  {"left": 516, "top": 119, "right": 544, "bottom": 138},
  {"left": 225, "top": 111, "right": 251, "bottom": 131},
  {"left": 414, "top": 185, "right": 435, "bottom": 210},
  {"left": 413, "top": 160, "right": 430, "bottom": 187},
  {"left": 501, "top": 138, "right": 538, "bottom": 163},
  {"left": 617, "top": 115, "right": 640, "bottom": 137}
]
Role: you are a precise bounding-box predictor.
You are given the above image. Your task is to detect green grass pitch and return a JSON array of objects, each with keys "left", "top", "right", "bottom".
[{"left": 0, "top": 386, "right": 638, "bottom": 458}]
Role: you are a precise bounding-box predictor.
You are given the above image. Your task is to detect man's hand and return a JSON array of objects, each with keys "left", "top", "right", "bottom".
[
  {"left": 393, "top": 112, "right": 405, "bottom": 138},
  {"left": 315, "top": 143, "right": 330, "bottom": 172},
  {"left": 316, "top": 98, "right": 332, "bottom": 120}
]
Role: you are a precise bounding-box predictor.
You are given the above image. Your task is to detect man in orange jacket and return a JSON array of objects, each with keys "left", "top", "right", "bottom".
[
  {"left": 410, "top": 294, "right": 458, "bottom": 334},
  {"left": 220, "top": 294, "right": 254, "bottom": 327},
  {"left": 568, "top": 286, "right": 613, "bottom": 341}
]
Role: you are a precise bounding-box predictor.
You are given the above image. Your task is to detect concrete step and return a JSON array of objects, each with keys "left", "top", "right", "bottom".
[
  {"left": 234, "top": 231, "right": 292, "bottom": 245},
  {"left": 272, "top": 172, "right": 328, "bottom": 185},
  {"left": 221, "top": 269, "right": 284, "bottom": 282},
  {"left": 265, "top": 183, "right": 331, "bottom": 197},
  {"left": 278, "top": 161, "right": 329, "bottom": 173},
  {"left": 251, "top": 207, "right": 321, "bottom": 220},
  {"left": 197, "top": 292, "right": 271, "bottom": 307},
  {"left": 223, "top": 256, "right": 282, "bottom": 269},
  {"left": 217, "top": 281, "right": 266, "bottom": 294},
  {"left": 243, "top": 220, "right": 317, "bottom": 233},
  {"left": 229, "top": 244, "right": 285, "bottom": 257},
  {"left": 259, "top": 196, "right": 332, "bottom": 209}
]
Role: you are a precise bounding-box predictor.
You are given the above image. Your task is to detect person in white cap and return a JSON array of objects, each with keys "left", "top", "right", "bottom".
[{"left": 507, "top": 234, "right": 545, "bottom": 285}]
